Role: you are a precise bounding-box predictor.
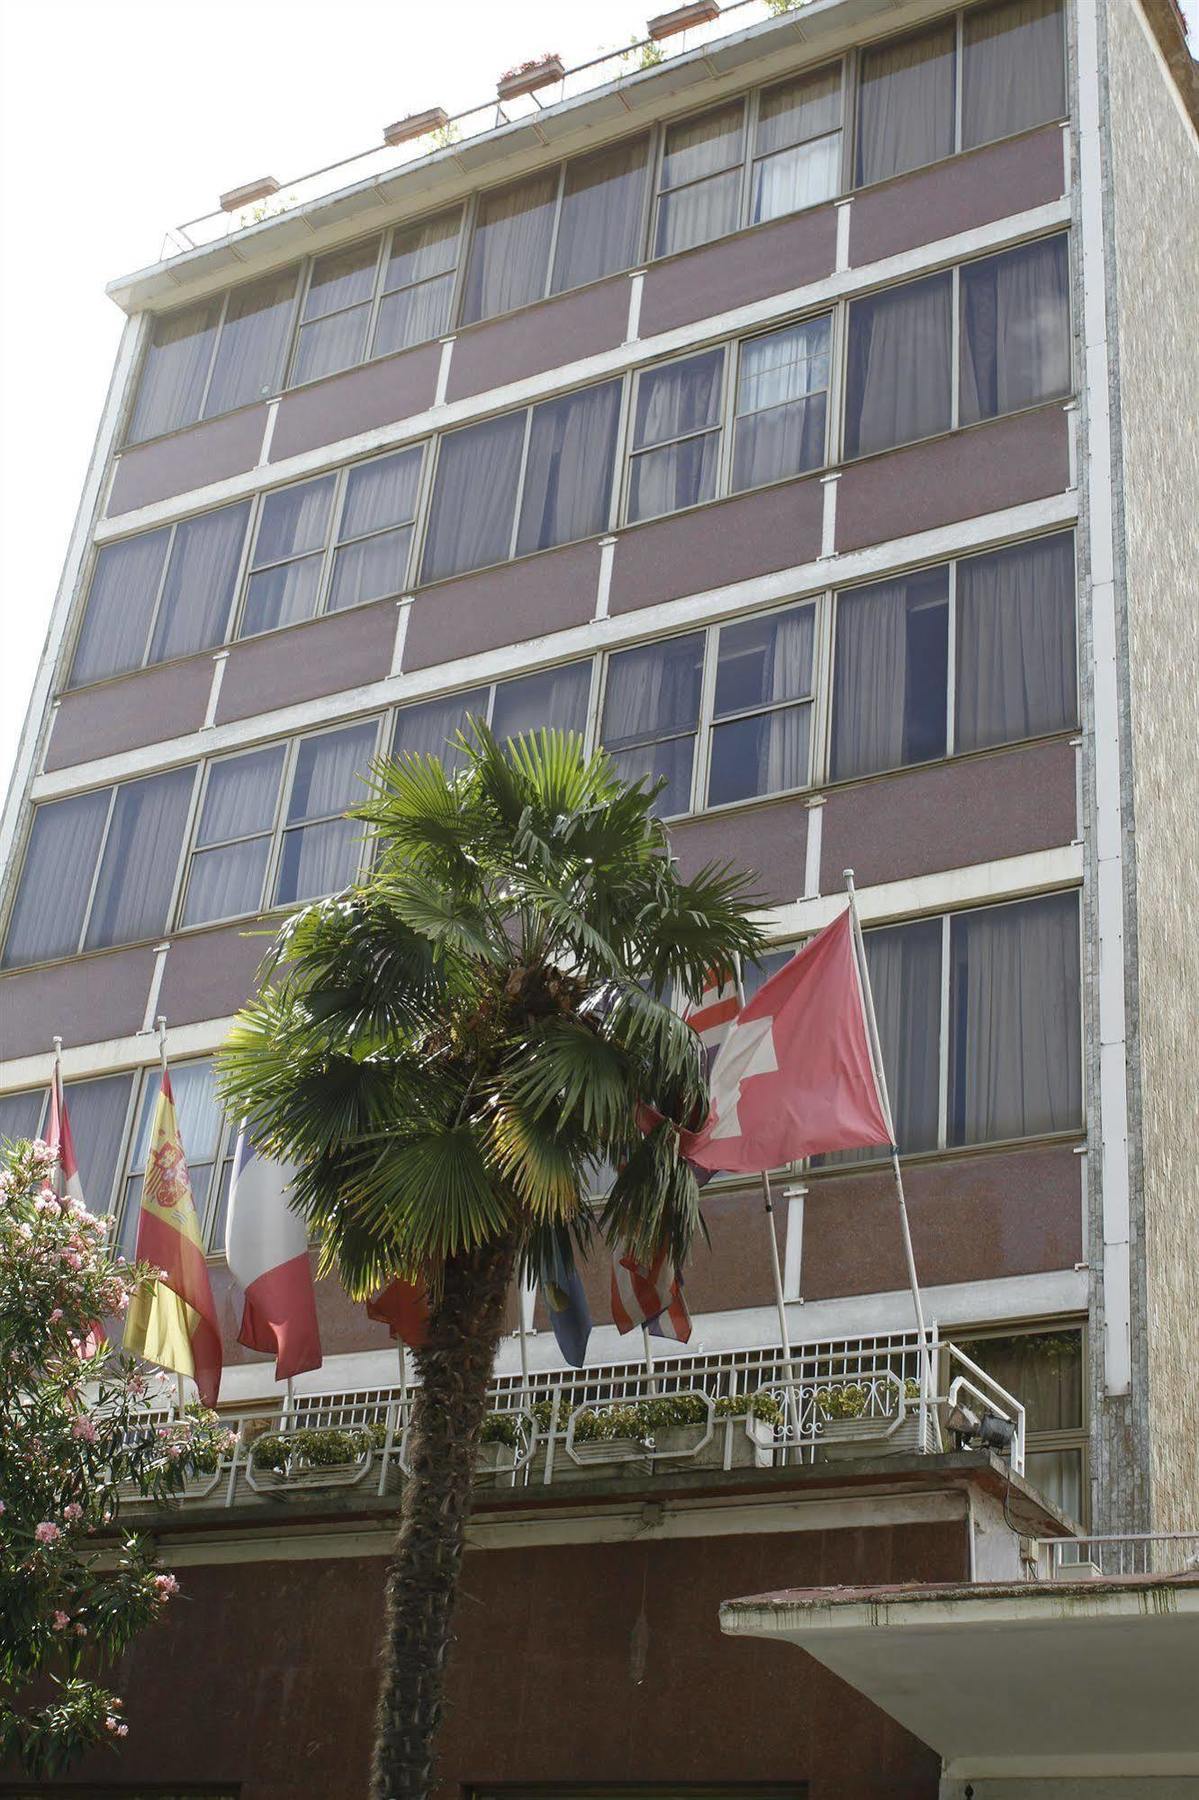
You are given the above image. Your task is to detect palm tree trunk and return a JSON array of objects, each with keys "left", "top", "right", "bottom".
[{"left": 369, "top": 1233, "right": 517, "bottom": 1800}]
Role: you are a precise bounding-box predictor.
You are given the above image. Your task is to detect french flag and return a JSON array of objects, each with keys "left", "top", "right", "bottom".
[
  {"left": 611, "top": 1248, "right": 692, "bottom": 1343},
  {"left": 225, "top": 1133, "right": 322, "bottom": 1381}
]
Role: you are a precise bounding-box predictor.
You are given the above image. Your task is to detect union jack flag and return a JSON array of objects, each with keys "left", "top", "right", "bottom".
[{"left": 610, "top": 1247, "right": 692, "bottom": 1343}]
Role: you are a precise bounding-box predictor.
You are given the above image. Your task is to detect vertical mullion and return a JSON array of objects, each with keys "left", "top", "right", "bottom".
[
  {"left": 173, "top": 757, "right": 215, "bottom": 930},
  {"left": 953, "top": 10, "right": 965, "bottom": 155},
  {"left": 77, "top": 785, "right": 120, "bottom": 954},
  {"left": 831, "top": 296, "right": 851, "bottom": 466},
  {"left": 544, "top": 161, "right": 568, "bottom": 300},
  {"left": 140, "top": 522, "right": 178, "bottom": 669},
  {"left": 950, "top": 265, "right": 962, "bottom": 430},
  {"left": 194, "top": 289, "right": 230, "bottom": 424},
  {"left": 271, "top": 265, "right": 308, "bottom": 401},
  {"left": 406, "top": 439, "right": 438, "bottom": 592},
  {"left": 285, "top": 255, "right": 321, "bottom": 389},
  {"left": 450, "top": 192, "right": 480, "bottom": 331},
  {"left": 694, "top": 621, "right": 721, "bottom": 812},
  {"left": 263, "top": 736, "right": 300, "bottom": 912},
  {"left": 362, "top": 229, "right": 393, "bottom": 362},
  {"left": 164, "top": 765, "right": 205, "bottom": 938},
  {"left": 223, "top": 491, "right": 261, "bottom": 646},
  {"left": 508, "top": 408, "right": 536, "bottom": 561},
  {"left": 607, "top": 371, "right": 635, "bottom": 533},
  {"left": 740, "top": 89, "right": 760, "bottom": 229},
  {"left": 812, "top": 591, "right": 836, "bottom": 787},
  {"left": 946, "top": 560, "right": 958, "bottom": 756},
  {"left": 314, "top": 465, "right": 350, "bottom": 621},
  {"left": 620, "top": 366, "right": 647, "bottom": 525},
  {"left": 716, "top": 343, "right": 736, "bottom": 500},
  {"left": 937, "top": 912, "right": 952, "bottom": 1149}
]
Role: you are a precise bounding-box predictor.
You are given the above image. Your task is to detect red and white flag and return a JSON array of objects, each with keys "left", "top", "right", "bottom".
[
  {"left": 611, "top": 1248, "right": 692, "bottom": 1343},
  {"left": 48, "top": 1069, "right": 84, "bottom": 1205},
  {"left": 685, "top": 967, "right": 740, "bottom": 1066},
  {"left": 367, "top": 1279, "right": 429, "bottom": 1350},
  {"left": 225, "top": 1132, "right": 322, "bottom": 1382},
  {"left": 680, "top": 908, "right": 890, "bottom": 1174}
]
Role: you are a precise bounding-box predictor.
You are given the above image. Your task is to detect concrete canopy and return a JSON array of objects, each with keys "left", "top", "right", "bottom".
[{"left": 720, "top": 1574, "right": 1199, "bottom": 1781}]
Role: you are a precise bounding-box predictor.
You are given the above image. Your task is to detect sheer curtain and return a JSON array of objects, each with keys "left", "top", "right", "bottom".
[
  {"left": 733, "top": 319, "right": 830, "bottom": 490},
  {"left": 183, "top": 745, "right": 285, "bottom": 926},
  {"left": 655, "top": 103, "right": 745, "bottom": 257},
  {"left": 516, "top": 381, "right": 621, "bottom": 554},
  {"left": 956, "top": 534, "right": 1076, "bottom": 751},
  {"left": 602, "top": 634, "right": 703, "bottom": 813},
  {"left": 290, "top": 240, "right": 378, "bottom": 385},
  {"left": 85, "top": 768, "right": 194, "bottom": 951},
  {"left": 491, "top": 662, "right": 591, "bottom": 742},
  {"left": 752, "top": 67, "right": 842, "bottom": 223},
  {"left": 329, "top": 448, "right": 422, "bottom": 611},
  {"left": 960, "top": 236, "right": 1071, "bottom": 423},
  {"left": 65, "top": 1074, "right": 135, "bottom": 1215},
  {"left": 203, "top": 270, "right": 297, "bottom": 418},
  {"left": 962, "top": 0, "right": 1066, "bottom": 149},
  {"left": 2, "top": 791, "right": 110, "bottom": 966},
  {"left": 70, "top": 529, "right": 170, "bottom": 686},
  {"left": 846, "top": 274, "right": 953, "bottom": 458},
  {"left": 629, "top": 350, "right": 723, "bottom": 521},
  {"left": 951, "top": 893, "right": 1081, "bottom": 1144},
  {"left": 856, "top": 22, "right": 956, "bottom": 186},
  {"left": 824, "top": 920, "right": 941, "bottom": 1164},
  {"left": 709, "top": 607, "right": 814, "bottom": 802},
  {"left": 276, "top": 724, "right": 376, "bottom": 903},
  {"left": 422, "top": 413, "right": 526, "bottom": 581},
  {"left": 127, "top": 302, "right": 219, "bottom": 443},
  {"left": 831, "top": 581, "right": 911, "bottom": 778},
  {"left": 393, "top": 691, "right": 485, "bottom": 772},
  {"left": 255, "top": 476, "right": 335, "bottom": 565},
  {"left": 461, "top": 173, "right": 557, "bottom": 324},
  {"left": 150, "top": 501, "right": 251, "bottom": 664},
  {"left": 374, "top": 276, "right": 455, "bottom": 359},
  {"left": 241, "top": 476, "right": 336, "bottom": 635},
  {"left": 552, "top": 138, "right": 649, "bottom": 294}
]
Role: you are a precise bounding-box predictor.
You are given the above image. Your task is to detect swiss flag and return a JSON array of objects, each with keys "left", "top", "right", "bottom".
[{"left": 680, "top": 908, "right": 890, "bottom": 1173}]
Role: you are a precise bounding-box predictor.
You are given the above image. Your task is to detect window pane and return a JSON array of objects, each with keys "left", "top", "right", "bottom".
[
  {"left": 656, "top": 167, "right": 742, "bottom": 259},
  {"left": 340, "top": 450, "right": 422, "bottom": 540},
  {"left": 956, "top": 533, "right": 1077, "bottom": 752},
  {"left": 856, "top": 21, "right": 956, "bottom": 186},
  {"left": 183, "top": 839, "right": 273, "bottom": 927},
  {"left": 149, "top": 501, "right": 251, "bottom": 664},
  {"left": 609, "top": 739, "right": 696, "bottom": 818},
  {"left": 384, "top": 209, "right": 461, "bottom": 290},
  {"left": 70, "top": 529, "right": 171, "bottom": 686},
  {"left": 1027, "top": 1447, "right": 1084, "bottom": 1523},
  {"left": 461, "top": 173, "right": 558, "bottom": 324},
  {"left": 254, "top": 477, "right": 336, "bottom": 566},
  {"left": 329, "top": 527, "right": 413, "bottom": 611},
  {"left": 552, "top": 136, "right": 650, "bottom": 294},
  {"left": 421, "top": 413, "right": 526, "bottom": 581},
  {"left": 291, "top": 307, "right": 372, "bottom": 385},
  {"left": 0, "top": 1090, "right": 44, "bottom": 1144},
  {"left": 603, "top": 632, "right": 703, "bottom": 811},
  {"left": 845, "top": 271, "right": 952, "bottom": 457},
  {"left": 275, "top": 818, "right": 363, "bottom": 905},
  {"left": 130, "top": 1059, "right": 223, "bottom": 1170},
  {"left": 949, "top": 892, "right": 1081, "bottom": 1144},
  {"left": 962, "top": 0, "right": 1066, "bottom": 151},
  {"left": 287, "top": 723, "right": 377, "bottom": 824},
  {"left": 732, "top": 318, "right": 830, "bottom": 490},
  {"left": 628, "top": 436, "right": 720, "bottom": 522},
  {"left": 241, "top": 555, "right": 325, "bottom": 636},
  {"left": 708, "top": 706, "right": 811, "bottom": 806},
  {"left": 756, "top": 67, "right": 842, "bottom": 156},
  {"left": 64, "top": 1073, "right": 134, "bottom": 1215},
  {"left": 491, "top": 662, "right": 590, "bottom": 743},
  {"left": 753, "top": 135, "right": 841, "bottom": 225},
  {"left": 204, "top": 270, "right": 297, "bottom": 417},
  {"left": 960, "top": 236, "right": 1071, "bottom": 425},
  {"left": 208, "top": 1156, "right": 235, "bottom": 1253},
  {"left": 2, "top": 792, "right": 111, "bottom": 967},
  {"left": 962, "top": 1330, "right": 1082, "bottom": 1433},
  {"left": 831, "top": 569, "right": 949, "bottom": 779},
  {"left": 862, "top": 919, "right": 941, "bottom": 1153},
  {"left": 373, "top": 275, "right": 455, "bottom": 358},
  {"left": 303, "top": 239, "right": 380, "bottom": 321},
  {"left": 84, "top": 768, "right": 194, "bottom": 951},
  {"left": 715, "top": 605, "right": 815, "bottom": 716},
  {"left": 634, "top": 350, "right": 723, "bottom": 450},
  {"left": 516, "top": 381, "right": 621, "bottom": 555},
  {"left": 127, "top": 301, "right": 219, "bottom": 443},
  {"left": 661, "top": 101, "right": 745, "bottom": 190},
  {"left": 393, "top": 690, "right": 485, "bottom": 772},
  {"left": 196, "top": 746, "right": 286, "bottom": 846}
]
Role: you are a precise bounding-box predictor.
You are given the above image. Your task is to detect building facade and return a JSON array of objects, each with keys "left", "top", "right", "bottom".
[{"left": 0, "top": 0, "right": 1196, "bottom": 1794}]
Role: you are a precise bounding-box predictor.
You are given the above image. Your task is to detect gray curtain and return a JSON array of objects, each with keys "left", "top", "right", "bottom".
[
  {"left": 956, "top": 533, "right": 1076, "bottom": 751},
  {"left": 960, "top": 236, "right": 1071, "bottom": 424},
  {"left": 491, "top": 662, "right": 590, "bottom": 743},
  {"left": 824, "top": 918, "right": 941, "bottom": 1164},
  {"left": 516, "top": 381, "right": 621, "bottom": 554},
  {"left": 462, "top": 173, "right": 558, "bottom": 324},
  {"left": 65, "top": 1073, "right": 135, "bottom": 1214},
  {"left": 374, "top": 276, "right": 455, "bottom": 359},
  {"left": 831, "top": 580, "right": 911, "bottom": 778},
  {"left": 602, "top": 633, "right": 703, "bottom": 815},
  {"left": 846, "top": 273, "right": 953, "bottom": 457},
  {"left": 241, "top": 476, "right": 335, "bottom": 636},
  {"left": 628, "top": 349, "right": 723, "bottom": 521},
  {"left": 752, "top": 136, "right": 841, "bottom": 225},
  {"left": 85, "top": 767, "right": 195, "bottom": 951},
  {"left": 275, "top": 723, "right": 376, "bottom": 903},
  {"left": 127, "top": 301, "right": 219, "bottom": 443},
  {"left": 732, "top": 318, "right": 830, "bottom": 490},
  {"left": 752, "top": 67, "right": 842, "bottom": 223},
  {"left": 393, "top": 689, "right": 487, "bottom": 773},
  {"left": 291, "top": 306, "right": 372, "bottom": 385},
  {"left": 709, "top": 605, "right": 815, "bottom": 802},
  {"left": 655, "top": 102, "right": 745, "bottom": 257},
  {"left": 183, "top": 745, "right": 285, "bottom": 926},
  {"left": 150, "top": 501, "right": 251, "bottom": 664},
  {"left": 385, "top": 209, "right": 462, "bottom": 290},
  {"left": 203, "top": 270, "right": 296, "bottom": 418},
  {"left": 329, "top": 447, "right": 422, "bottom": 610},
  {"left": 856, "top": 21, "right": 956, "bottom": 187},
  {"left": 70, "top": 529, "right": 170, "bottom": 686},
  {"left": 0, "top": 1089, "right": 44, "bottom": 1142},
  {"left": 552, "top": 137, "right": 649, "bottom": 294},
  {"left": 951, "top": 892, "right": 1081, "bottom": 1144},
  {"left": 2, "top": 791, "right": 111, "bottom": 966},
  {"left": 421, "top": 413, "right": 526, "bottom": 581},
  {"left": 962, "top": 0, "right": 1066, "bottom": 149}
]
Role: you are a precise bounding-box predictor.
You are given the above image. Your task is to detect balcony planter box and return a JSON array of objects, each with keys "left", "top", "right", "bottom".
[
  {"left": 648, "top": 1423, "right": 710, "bottom": 1462},
  {"left": 475, "top": 1440, "right": 520, "bottom": 1486},
  {"left": 648, "top": 2, "right": 721, "bottom": 41},
  {"left": 249, "top": 1454, "right": 371, "bottom": 1493},
  {"left": 497, "top": 56, "right": 565, "bottom": 102},
  {"left": 726, "top": 1414, "right": 777, "bottom": 1468},
  {"left": 816, "top": 1414, "right": 923, "bottom": 1461}
]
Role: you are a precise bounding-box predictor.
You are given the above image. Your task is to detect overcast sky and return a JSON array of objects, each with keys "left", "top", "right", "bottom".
[{"left": 0, "top": 0, "right": 1194, "bottom": 811}]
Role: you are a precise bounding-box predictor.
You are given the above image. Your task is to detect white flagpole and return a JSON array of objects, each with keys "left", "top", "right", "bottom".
[
  {"left": 641, "top": 1324, "right": 657, "bottom": 1393},
  {"left": 155, "top": 1014, "right": 169, "bottom": 1083},
  {"left": 516, "top": 1280, "right": 531, "bottom": 1401},
  {"left": 51, "top": 1036, "right": 64, "bottom": 1199},
  {"left": 842, "top": 871, "right": 939, "bottom": 1449}
]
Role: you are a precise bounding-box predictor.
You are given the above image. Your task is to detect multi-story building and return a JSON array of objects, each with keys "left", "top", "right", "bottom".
[{"left": 1, "top": 0, "right": 1196, "bottom": 1793}]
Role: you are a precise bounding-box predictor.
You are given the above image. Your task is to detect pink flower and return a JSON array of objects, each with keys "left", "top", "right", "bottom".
[
  {"left": 63, "top": 1503, "right": 83, "bottom": 1522},
  {"left": 51, "top": 1610, "right": 70, "bottom": 1631},
  {"left": 61, "top": 1249, "right": 82, "bottom": 1271},
  {"left": 31, "top": 1141, "right": 58, "bottom": 1168},
  {"left": 34, "top": 1522, "right": 60, "bottom": 1544},
  {"left": 104, "top": 1717, "right": 128, "bottom": 1736},
  {"left": 0, "top": 1500, "right": 6, "bottom": 1516},
  {"left": 48, "top": 1308, "right": 64, "bottom": 1324},
  {"left": 74, "top": 1622, "right": 87, "bottom": 1636},
  {"left": 153, "top": 1572, "right": 179, "bottom": 1599},
  {"left": 71, "top": 1417, "right": 98, "bottom": 1444}
]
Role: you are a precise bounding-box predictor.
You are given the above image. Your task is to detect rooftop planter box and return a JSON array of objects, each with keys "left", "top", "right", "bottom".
[
  {"left": 648, "top": 2, "right": 721, "bottom": 40},
  {"left": 813, "top": 1378, "right": 925, "bottom": 1461},
  {"left": 246, "top": 1425, "right": 377, "bottom": 1494},
  {"left": 383, "top": 107, "right": 450, "bottom": 148},
  {"left": 524, "top": 1390, "right": 781, "bottom": 1482},
  {"left": 497, "top": 55, "right": 565, "bottom": 102}
]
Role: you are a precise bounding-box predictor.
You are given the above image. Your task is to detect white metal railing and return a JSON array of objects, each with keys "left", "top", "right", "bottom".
[
  {"left": 115, "top": 1329, "right": 1026, "bottom": 1513},
  {"left": 160, "top": 0, "right": 797, "bottom": 257},
  {"left": 1040, "top": 1532, "right": 1199, "bottom": 1580}
]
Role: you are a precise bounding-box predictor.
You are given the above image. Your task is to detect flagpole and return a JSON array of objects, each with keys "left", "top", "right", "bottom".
[
  {"left": 516, "top": 1278, "right": 531, "bottom": 1402},
  {"left": 641, "top": 1325, "right": 657, "bottom": 1394},
  {"left": 155, "top": 1015, "right": 168, "bottom": 1082},
  {"left": 842, "top": 871, "right": 938, "bottom": 1450},
  {"left": 51, "top": 1036, "right": 64, "bottom": 1199}
]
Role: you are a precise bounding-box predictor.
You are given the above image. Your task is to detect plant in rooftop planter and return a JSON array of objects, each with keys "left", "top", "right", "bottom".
[
  {"left": 497, "top": 54, "right": 566, "bottom": 101},
  {"left": 715, "top": 1391, "right": 782, "bottom": 1467},
  {"left": 473, "top": 1410, "right": 528, "bottom": 1486},
  {"left": 248, "top": 1425, "right": 374, "bottom": 1490},
  {"left": 814, "top": 1376, "right": 924, "bottom": 1460}
]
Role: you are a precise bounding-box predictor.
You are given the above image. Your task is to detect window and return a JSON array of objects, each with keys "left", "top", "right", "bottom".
[
  {"left": 181, "top": 744, "right": 288, "bottom": 928},
  {"left": 628, "top": 350, "right": 724, "bottom": 523},
  {"left": 328, "top": 450, "right": 424, "bottom": 612},
  {"left": 601, "top": 633, "right": 705, "bottom": 817},
  {"left": 462, "top": 172, "right": 560, "bottom": 324},
  {"left": 71, "top": 502, "right": 251, "bottom": 687},
  {"left": 275, "top": 723, "right": 378, "bottom": 906},
  {"left": 240, "top": 476, "right": 337, "bottom": 637},
  {"left": 421, "top": 380, "right": 621, "bottom": 582},
  {"left": 392, "top": 663, "right": 591, "bottom": 774},
  {"left": 2, "top": 769, "right": 195, "bottom": 969},
  {"left": 115, "top": 1059, "right": 235, "bottom": 1260},
  {"left": 732, "top": 319, "right": 830, "bottom": 492},
  {"left": 291, "top": 237, "right": 384, "bottom": 386},
  {"left": 751, "top": 67, "right": 843, "bottom": 224},
  {"left": 707, "top": 604, "right": 817, "bottom": 807},
  {"left": 126, "top": 272, "right": 299, "bottom": 444},
  {"left": 0, "top": 1074, "right": 133, "bottom": 1218},
  {"left": 831, "top": 533, "right": 1076, "bottom": 781},
  {"left": 655, "top": 101, "right": 747, "bottom": 258},
  {"left": 845, "top": 236, "right": 1070, "bottom": 458},
  {"left": 956, "top": 1326, "right": 1086, "bottom": 1522},
  {"left": 552, "top": 138, "right": 652, "bottom": 294},
  {"left": 855, "top": 0, "right": 1065, "bottom": 188},
  {"left": 373, "top": 209, "right": 463, "bottom": 358}
]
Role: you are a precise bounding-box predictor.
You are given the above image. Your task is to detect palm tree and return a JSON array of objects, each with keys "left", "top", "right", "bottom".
[{"left": 216, "top": 725, "right": 765, "bottom": 1800}]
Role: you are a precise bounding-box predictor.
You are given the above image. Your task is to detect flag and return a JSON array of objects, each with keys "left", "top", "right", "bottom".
[
  {"left": 542, "top": 1253, "right": 591, "bottom": 1369},
  {"left": 225, "top": 1132, "right": 321, "bottom": 1382},
  {"left": 367, "top": 1279, "right": 429, "bottom": 1350},
  {"left": 680, "top": 907, "right": 890, "bottom": 1174},
  {"left": 47, "top": 1068, "right": 84, "bottom": 1205},
  {"left": 122, "top": 1070, "right": 222, "bottom": 1406},
  {"left": 683, "top": 965, "right": 741, "bottom": 1185},
  {"left": 611, "top": 1248, "right": 692, "bottom": 1344}
]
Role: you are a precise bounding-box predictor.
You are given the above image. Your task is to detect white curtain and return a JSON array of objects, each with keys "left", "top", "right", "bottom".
[
  {"left": 846, "top": 273, "right": 953, "bottom": 457},
  {"left": 291, "top": 306, "right": 372, "bottom": 385},
  {"left": 70, "top": 529, "right": 171, "bottom": 686},
  {"left": 422, "top": 413, "right": 526, "bottom": 581},
  {"left": 856, "top": 21, "right": 956, "bottom": 186},
  {"left": 491, "top": 662, "right": 591, "bottom": 743},
  {"left": 127, "top": 301, "right": 218, "bottom": 443},
  {"left": 150, "top": 500, "right": 251, "bottom": 664},
  {"left": 385, "top": 208, "right": 461, "bottom": 289},
  {"left": 951, "top": 893, "right": 1081, "bottom": 1144},
  {"left": 733, "top": 319, "right": 830, "bottom": 490},
  {"left": 628, "top": 350, "right": 723, "bottom": 521},
  {"left": 85, "top": 767, "right": 195, "bottom": 951},
  {"left": 461, "top": 173, "right": 557, "bottom": 323},
  {"left": 516, "top": 381, "right": 621, "bottom": 555},
  {"left": 655, "top": 102, "right": 745, "bottom": 257},
  {"left": 956, "top": 534, "right": 1076, "bottom": 751},
  {"left": 752, "top": 68, "right": 841, "bottom": 223},
  {"left": 392, "top": 690, "right": 486, "bottom": 771},
  {"left": 960, "top": 236, "right": 1071, "bottom": 424},
  {"left": 552, "top": 137, "right": 650, "bottom": 294},
  {"left": 962, "top": 0, "right": 1066, "bottom": 149},
  {"left": 752, "top": 136, "right": 841, "bottom": 225},
  {"left": 2, "top": 791, "right": 110, "bottom": 966},
  {"left": 374, "top": 275, "right": 455, "bottom": 359},
  {"left": 183, "top": 745, "right": 284, "bottom": 926},
  {"left": 203, "top": 270, "right": 296, "bottom": 418}
]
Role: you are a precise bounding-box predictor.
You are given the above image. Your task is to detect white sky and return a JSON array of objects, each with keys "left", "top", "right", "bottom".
[{"left": 0, "top": 0, "right": 1194, "bottom": 810}]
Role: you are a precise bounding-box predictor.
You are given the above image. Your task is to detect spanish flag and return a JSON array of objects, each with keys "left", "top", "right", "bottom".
[{"left": 123, "top": 1069, "right": 222, "bottom": 1405}]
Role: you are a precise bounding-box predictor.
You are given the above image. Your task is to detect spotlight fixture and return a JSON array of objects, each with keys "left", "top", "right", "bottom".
[{"left": 946, "top": 1398, "right": 1015, "bottom": 1456}]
